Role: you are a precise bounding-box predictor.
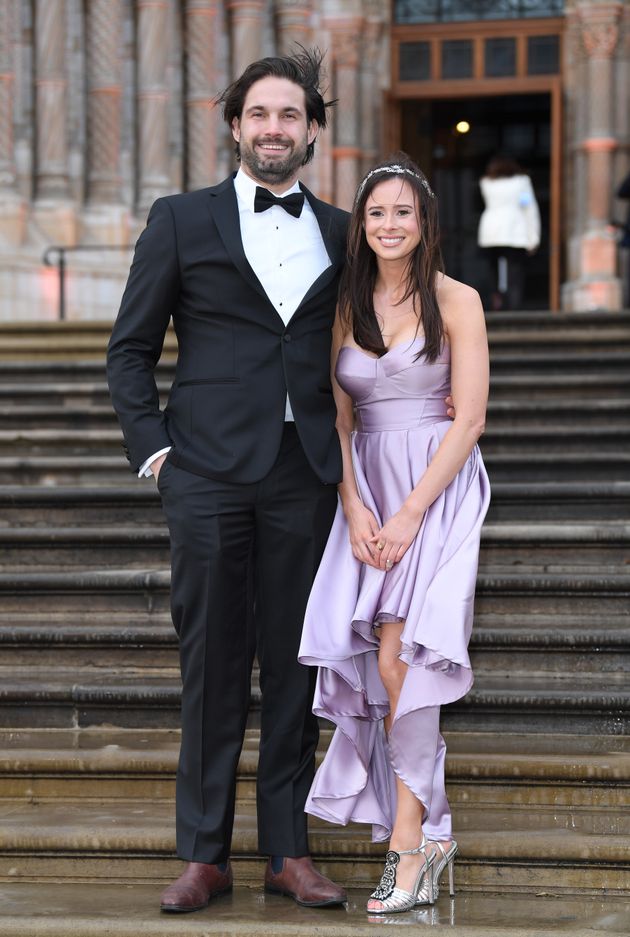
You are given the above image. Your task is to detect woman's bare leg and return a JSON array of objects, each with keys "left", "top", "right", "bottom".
[{"left": 368, "top": 621, "right": 428, "bottom": 910}]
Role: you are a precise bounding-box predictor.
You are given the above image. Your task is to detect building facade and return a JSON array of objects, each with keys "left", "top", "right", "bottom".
[{"left": 0, "top": 0, "right": 628, "bottom": 319}]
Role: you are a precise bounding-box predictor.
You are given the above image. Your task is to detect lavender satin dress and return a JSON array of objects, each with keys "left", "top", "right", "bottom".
[{"left": 298, "top": 336, "right": 490, "bottom": 843}]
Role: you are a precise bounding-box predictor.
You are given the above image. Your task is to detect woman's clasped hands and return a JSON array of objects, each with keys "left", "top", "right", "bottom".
[{"left": 345, "top": 498, "right": 424, "bottom": 571}]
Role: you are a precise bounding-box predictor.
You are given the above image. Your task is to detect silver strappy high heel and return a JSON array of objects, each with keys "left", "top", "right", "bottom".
[
  {"left": 415, "top": 839, "right": 458, "bottom": 906},
  {"left": 367, "top": 839, "right": 435, "bottom": 914}
]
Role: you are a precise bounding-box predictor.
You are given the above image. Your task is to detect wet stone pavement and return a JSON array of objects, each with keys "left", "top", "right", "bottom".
[{"left": 1, "top": 884, "right": 630, "bottom": 937}]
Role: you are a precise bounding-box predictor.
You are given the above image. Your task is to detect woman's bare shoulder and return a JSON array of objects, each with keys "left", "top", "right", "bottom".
[{"left": 436, "top": 274, "right": 482, "bottom": 313}]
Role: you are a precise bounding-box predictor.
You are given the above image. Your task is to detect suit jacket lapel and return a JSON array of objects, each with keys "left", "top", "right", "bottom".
[
  {"left": 206, "top": 176, "right": 346, "bottom": 323},
  {"left": 296, "top": 184, "right": 347, "bottom": 311},
  {"left": 206, "top": 177, "right": 284, "bottom": 326},
  {"left": 301, "top": 183, "right": 345, "bottom": 268}
]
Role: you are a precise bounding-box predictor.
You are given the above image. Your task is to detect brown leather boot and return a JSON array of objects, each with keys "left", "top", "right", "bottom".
[
  {"left": 264, "top": 856, "right": 347, "bottom": 907},
  {"left": 160, "top": 860, "right": 233, "bottom": 912}
]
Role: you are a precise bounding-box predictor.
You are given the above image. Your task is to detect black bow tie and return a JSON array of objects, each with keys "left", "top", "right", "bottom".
[{"left": 254, "top": 186, "right": 304, "bottom": 218}]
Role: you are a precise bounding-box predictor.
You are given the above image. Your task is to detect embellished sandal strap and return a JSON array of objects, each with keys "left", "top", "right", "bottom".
[{"left": 370, "top": 850, "right": 400, "bottom": 900}]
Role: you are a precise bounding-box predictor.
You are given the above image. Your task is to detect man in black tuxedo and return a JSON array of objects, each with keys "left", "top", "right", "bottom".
[{"left": 107, "top": 50, "right": 348, "bottom": 912}]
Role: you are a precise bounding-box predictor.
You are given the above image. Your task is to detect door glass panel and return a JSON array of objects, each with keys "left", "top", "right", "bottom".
[
  {"left": 441, "top": 40, "right": 473, "bottom": 79},
  {"left": 527, "top": 35, "right": 560, "bottom": 74},
  {"left": 399, "top": 42, "right": 431, "bottom": 81},
  {"left": 485, "top": 37, "right": 516, "bottom": 77}
]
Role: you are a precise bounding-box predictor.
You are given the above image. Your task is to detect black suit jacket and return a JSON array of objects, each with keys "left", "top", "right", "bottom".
[{"left": 107, "top": 175, "right": 348, "bottom": 484}]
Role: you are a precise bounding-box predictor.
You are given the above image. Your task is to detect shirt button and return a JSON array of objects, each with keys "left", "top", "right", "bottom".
[{"left": 283, "top": 333, "right": 291, "bottom": 342}]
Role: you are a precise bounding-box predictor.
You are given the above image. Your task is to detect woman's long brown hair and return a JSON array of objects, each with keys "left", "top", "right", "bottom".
[{"left": 338, "top": 153, "right": 445, "bottom": 363}]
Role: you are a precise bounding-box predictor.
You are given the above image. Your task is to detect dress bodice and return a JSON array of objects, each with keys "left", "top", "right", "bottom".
[{"left": 335, "top": 337, "right": 451, "bottom": 433}]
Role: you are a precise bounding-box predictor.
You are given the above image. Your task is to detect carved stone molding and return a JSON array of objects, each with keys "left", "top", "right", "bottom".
[
  {"left": 578, "top": 2, "right": 623, "bottom": 58},
  {"left": 330, "top": 28, "right": 362, "bottom": 69},
  {"left": 362, "top": 0, "right": 386, "bottom": 21}
]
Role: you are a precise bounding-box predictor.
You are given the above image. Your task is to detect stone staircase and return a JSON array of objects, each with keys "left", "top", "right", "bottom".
[{"left": 0, "top": 314, "right": 629, "bottom": 935}]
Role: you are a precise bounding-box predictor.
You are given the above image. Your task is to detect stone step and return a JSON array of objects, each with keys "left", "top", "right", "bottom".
[
  {"left": 0, "top": 323, "right": 177, "bottom": 362},
  {"left": 483, "top": 309, "right": 630, "bottom": 330},
  {"left": 489, "top": 349, "right": 630, "bottom": 375},
  {"left": 0, "top": 482, "right": 626, "bottom": 526},
  {"left": 1, "top": 451, "right": 627, "bottom": 487},
  {"left": 480, "top": 426, "right": 629, "bottom": 455},
  {"left": 478, "top": 521, "right": 630, "bottom": 568},
  {"left": 1, "top": 608, "right": 626, "bottom": 674},
  {"left": 3, "top": 398, "right": 629, "bottom": 431},
  {"left": 1, "top": 345, "right": 629, "bottom": 380},
  {"left": 0, "top": 406, "right": 120, "bottom": 429},
  {"left": 489, "top": 372, "right": 630, "bottom": 400},
  {"left": 483, "top": 451, "right": 630, "bottom": 482},
  {"left": 1, "top": 521, "right": 627, "bottom": 571},
  {"left": 0, "top": 662, "right": 626, "bottom": 732},
  {"left": 3, "top": 373, "right": 630, "bottom": 408},
  {"left": 0, "top": 309, "right": 627, "bottom": 341},
  {"left": 1, "top": 885, "right": 629, "bottom": 937},
  {"left": 0, "top": 797, "right": 628, "bottom": 895},
  {"left": 0, "top": 614, "right": 177, "bottom": 668},
  {"left": 0, "top": 567, "right": 626, "bottom": 617},
  {"left": 485, "top": 481, "right": 630, "bottom": 520},
  {"left": 0, "top": 361, "right": 164, "bottom": 383},
  {"left": 0, "top": 485, "right": 163, "bottom": 526},
  {"left": 0, "top": 526, "right": 170, "bottom": 570},
  {"left": 484, "top": 398, "right": 630, "bottom": 428},
  {"left": 1, "top": 727, "right": 627, "bottom": 806},
  {"left": 487, "top": 331, "right": 630, "bottom": 353},
  {"left": 3, "top": 424, "right": 626, "bottom": 457},
  {"left": 0, "top": 457, "right": 132, "bottom": 485}
]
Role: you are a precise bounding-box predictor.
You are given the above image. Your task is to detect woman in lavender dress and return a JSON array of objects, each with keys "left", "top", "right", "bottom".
[{"left": 298, "top": 156, "right": 490, "bottom": 914}]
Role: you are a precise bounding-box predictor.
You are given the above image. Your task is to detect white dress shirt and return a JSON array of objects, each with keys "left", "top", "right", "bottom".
[{"left": 139, "top": 168, "right": 331, "bottom": 477}]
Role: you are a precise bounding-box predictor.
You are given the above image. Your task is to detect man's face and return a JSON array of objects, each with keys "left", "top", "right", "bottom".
[{"left": 231, "top": 76, "right": 318, "bottom": 190}]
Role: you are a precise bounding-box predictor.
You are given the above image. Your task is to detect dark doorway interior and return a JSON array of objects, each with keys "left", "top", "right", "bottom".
[{"left": 401, "top": 93, "right": 551, "bottom": 309}]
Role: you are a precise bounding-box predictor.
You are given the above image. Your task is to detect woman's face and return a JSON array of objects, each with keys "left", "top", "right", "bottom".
[{"left": 363, "top": 178, "right": 421, "bottom": 262}]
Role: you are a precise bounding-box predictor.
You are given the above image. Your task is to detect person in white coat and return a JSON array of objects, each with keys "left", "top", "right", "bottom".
[{"left": 477, "top": 156, "right": 541, "bottom": 311}]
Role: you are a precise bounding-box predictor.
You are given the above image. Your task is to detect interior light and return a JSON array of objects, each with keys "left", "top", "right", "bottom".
[{"left": 455, "top": 120, "right": 471, "bottom": 134}]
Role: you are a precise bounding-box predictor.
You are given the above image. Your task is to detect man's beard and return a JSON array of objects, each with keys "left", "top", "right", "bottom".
[{"left": 239, "top": 136, "right": 308, "bottom": 186}]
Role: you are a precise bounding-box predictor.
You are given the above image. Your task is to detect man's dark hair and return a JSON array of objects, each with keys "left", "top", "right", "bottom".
[{"left": 217, "top": 46, "right": 336, "bottom": 165}]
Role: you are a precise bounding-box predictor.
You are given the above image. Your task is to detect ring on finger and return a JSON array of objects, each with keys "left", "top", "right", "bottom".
[
  {"left": 385, "top": 559, "right": 393, "bottom": 570},
  {"left": 377, "top": 540, "right": 385, "bottom": 551}
]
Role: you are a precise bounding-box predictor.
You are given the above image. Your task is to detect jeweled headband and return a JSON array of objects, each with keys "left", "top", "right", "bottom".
[{"left": 355, "top": 164, "right": 436, "bottom": 202}]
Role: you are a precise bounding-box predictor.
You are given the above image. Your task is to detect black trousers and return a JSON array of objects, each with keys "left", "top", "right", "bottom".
[
  {"left": 157, "top": 424, "right": 338, "bottom": 863},
  {"left": 484, "top": 246, "right": 528, "bottom": 310}
]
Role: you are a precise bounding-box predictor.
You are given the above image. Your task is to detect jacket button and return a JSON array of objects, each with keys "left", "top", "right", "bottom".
[{"left": 283, "top": 333, "right": 292, "bottom": 342}]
